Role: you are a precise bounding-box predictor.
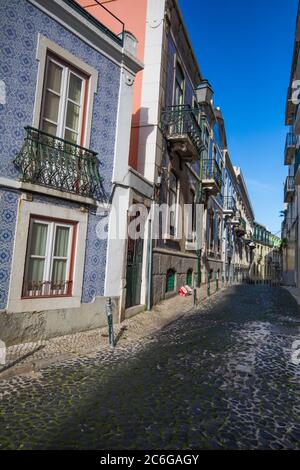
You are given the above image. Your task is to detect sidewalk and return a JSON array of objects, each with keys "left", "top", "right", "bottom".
[
  {"left": 0, "top": 280, "right": 231, "bottom": 380},
  {"left": 282, "top": 285, "right": 300, "bottom": 306}
]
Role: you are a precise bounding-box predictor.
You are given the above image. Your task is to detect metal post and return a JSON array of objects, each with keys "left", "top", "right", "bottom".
[
  {"left": 207, "top": 274, "right": 211, "bottom": 297},
  {"left": 106, "top": 297, "right": 115, "bottom": 348},
  {"left": 147, "top": 218, "right": 152, "bottom": 312}
]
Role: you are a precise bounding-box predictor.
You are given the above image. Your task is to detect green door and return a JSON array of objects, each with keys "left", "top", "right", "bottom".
[
  {"left": 166, "top": 269, "right": 176, "bottom": 293},
  {"left": 125, "top": 236, "right": 144, "bottom": 308},
  {"left": 186, "top": 269, "right": 193, "bottom": 287}
]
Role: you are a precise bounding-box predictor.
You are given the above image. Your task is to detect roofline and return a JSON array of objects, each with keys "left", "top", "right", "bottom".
[
  {"left": 172, "top": 0, "right": 202, "bottom": 84},
  {"left": 285, "top": 1, "right": 300, "bottom": 124},
  {"left": 234, "top": 167, "right": 255, "bottom": 221}
]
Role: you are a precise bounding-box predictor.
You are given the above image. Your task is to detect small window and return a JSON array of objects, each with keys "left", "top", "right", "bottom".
[
  {"left": 23, "top": 217, "right": 77, "bottom": 298},
  {"left": 41, "top": 54, "right": 87, "bottom": 145},
  {"left": 186, "top": 269, "right": 193, "bottom": 287},
  {"left": 166, "top": 269, "right": 176, "bottom": 293}
]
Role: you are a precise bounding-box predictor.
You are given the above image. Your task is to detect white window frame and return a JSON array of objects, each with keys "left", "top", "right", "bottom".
[
  {"left": 23, "top": 218, "right": 75, "bottom": 298},
  {"left": 7, "top": 200, "right": 88, "bottom": 313},
  {"left": 33, "top": 34, "right": 98, "bottom": 149},
  {"left": 41, "top": 55, "right": 86, "bottom": 145}
]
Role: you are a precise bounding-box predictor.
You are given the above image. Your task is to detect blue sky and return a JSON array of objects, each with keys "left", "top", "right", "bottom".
[{"left": 179, "top": 0, "right": 298, "bottom": 234}]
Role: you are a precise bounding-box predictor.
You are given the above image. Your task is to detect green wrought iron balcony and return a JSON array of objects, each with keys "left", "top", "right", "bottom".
[
  {"left": 223, "top": 195, "right": 237, "bottom": 215},
  {"left": 201, "top": 157, "right": 222, "bottom": 196},
  {"left": 14, "top": 127, "right": 102, "bottom": 200},
  {"left": 284, "top": 175, "right": 295, "bottom": 203},
  {"left": 161, "top": 105, "right": 206, "bottom": 161},
  {"left": 294, "top": 148, "right": 300, "bottom": 185},
  {"left": 234, "top": 216, "right": 247, "bottom": 236},
  {"left": 284, "top": 132, "right": 297, "bottom": 165}
]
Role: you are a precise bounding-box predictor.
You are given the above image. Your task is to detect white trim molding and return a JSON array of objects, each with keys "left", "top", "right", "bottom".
[
  {"left": 0, "top": 177, "right": 108, "bottom": 209},
  {"left": 33, "top": 34, "right": 98, "bottom": 148},
  {"left": 7, "top": 198, "right": 88, "bottom": 313}
]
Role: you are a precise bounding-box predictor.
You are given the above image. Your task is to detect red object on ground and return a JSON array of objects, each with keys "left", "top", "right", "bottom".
[{"left": 178, "top": 286, "right": 189, "bottom": 297}]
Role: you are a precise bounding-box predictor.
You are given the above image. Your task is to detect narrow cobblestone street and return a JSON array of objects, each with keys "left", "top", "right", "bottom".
[{"left": 1, "top": 285, "right": 300, "bottom": 450}]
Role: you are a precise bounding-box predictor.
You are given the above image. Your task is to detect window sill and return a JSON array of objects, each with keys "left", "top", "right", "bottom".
[
  {"left": 7, "top": 295, "right": 81, "bottom": 314},
  {"left": 0, "top": 177, "right": 105, "bottom": 207}
]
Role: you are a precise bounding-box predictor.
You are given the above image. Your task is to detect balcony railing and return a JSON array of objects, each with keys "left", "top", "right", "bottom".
[
  {"left": 223, "top": 195, "right": 237, "bottom": 213},
  {"left": 161, "top": 105, "right": 206, "bottom": 161},
  {"left": 235, "top": 216, "right": 247, "bottom": 236},
  {"left": 14, "top": 127, "right": 102, "bottom": 200},
  {"left": 284, "top": 132, "right": 297, "bottom": 165},
  {"left": 22, "top": 280, "right": 72, "bottom": 298},
  {"left": 202, "top": 158, "right": 222, "bottom": 189},
  {"left": 68, "top": 0, "right": 125, "bottom": 45},
  {"left": 284, "top": 175, "right": 295, "bottom": 203}
]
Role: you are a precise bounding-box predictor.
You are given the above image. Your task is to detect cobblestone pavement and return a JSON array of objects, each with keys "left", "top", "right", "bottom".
[{"left": 1, "top": 284, "right": 300, "bottom": 450}]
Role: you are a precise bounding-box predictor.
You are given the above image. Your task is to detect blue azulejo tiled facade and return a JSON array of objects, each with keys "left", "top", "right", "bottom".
[
  {"left": 0, "top": 190, "right": 19, "bottom": 310},
  {"left": 0, "top": 0, "right": 129, "bottom": 338}
]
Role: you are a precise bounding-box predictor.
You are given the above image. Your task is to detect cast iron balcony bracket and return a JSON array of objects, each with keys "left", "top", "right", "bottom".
[
  {"left": 14, "top": 127, "right": 103, "bottom": 200},
  {"left": 161, "top": 105, "right": 207, "bottom": 161}
]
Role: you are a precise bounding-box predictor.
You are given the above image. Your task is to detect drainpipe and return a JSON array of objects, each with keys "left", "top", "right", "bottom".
[
  {"left": 197, "top": 144, "right": 205, "bottom": 288},
  {"left": 147, "top": 216, "right": 153, "bottom": 311}
]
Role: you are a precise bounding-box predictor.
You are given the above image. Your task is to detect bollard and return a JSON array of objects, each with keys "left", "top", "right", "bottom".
[{"left": 105, "top": 297, "right": 115, "bottom": 348}]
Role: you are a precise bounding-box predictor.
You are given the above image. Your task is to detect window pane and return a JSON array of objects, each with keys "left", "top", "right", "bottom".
[
  {"left": 30, "top": 223, "right": 48, "bottom": 256},
  {"left": 176, "top": 65, "right": 184, "bottom": 86},
  {"left": 43, "top": 90, "right": 60, "bottom": 123},
  {"left": 68, "top": 73, "right": 82, "bottom": 103},
  {"left": 52, "top": 259, "right": 67, "bottom": 283},
  {"left": 47, "top": 61, "right": 63, "bottom": 93},
  {"left": 42, "top": 120, "right": 57, "bottom": 136},
  {"left": 54, "top": 226, "right": 70, "bottom": 257},
  {"left": 28, "top": 258, "right": 45, "bottom": 282},
  {"left": 64, "top": 128, "right": 78, "bottom": 144},
  {"left": 66, "top": 101, "right": 80, "bottom": 131}
]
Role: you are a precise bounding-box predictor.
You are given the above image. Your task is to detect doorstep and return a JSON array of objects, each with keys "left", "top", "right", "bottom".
[
  {"left": 124, "top": 304, "right": 145, "bottom": 319},
  {"left": 282, "top": 286, "right": 300, "bottom": 306}
]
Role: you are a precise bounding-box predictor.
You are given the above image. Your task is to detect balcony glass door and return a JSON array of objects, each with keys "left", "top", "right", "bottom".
[
  {"left": 174, "top": 63, "right": 185, "bottom": 134},
  {"left": 41, "top": 56, "right": 86, "bottom": 146}
]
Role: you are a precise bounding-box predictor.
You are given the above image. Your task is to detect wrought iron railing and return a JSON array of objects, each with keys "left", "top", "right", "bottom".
[
  {"left": 285, "top": 132, "right": 297, "bottom": 151},
  {"left": 14, "top": 127, "right": 102, "bottom": 199},
  {"left": 22, "top": 280, "right": 72, "bottom": 298},
  {"left": 223, "top": 195, "right": 236, "bottom": 212},
  {"left": 240, "top": 217, "right": 247, "bottom": 231},
  {"left": 294, "top": 148, "right": 300, "bottom": 176},
  {"left": 202, "top": 158, "right": 222, "bottom": 188},
  {"left": 284, "top": 175, "right": 295, "bottom": 198},
  {"left": 67, "top": 0, "right": 125, "bottom": 45},
  {"left": 161, "top": 105, "right": 206, "bottom": 157}
]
